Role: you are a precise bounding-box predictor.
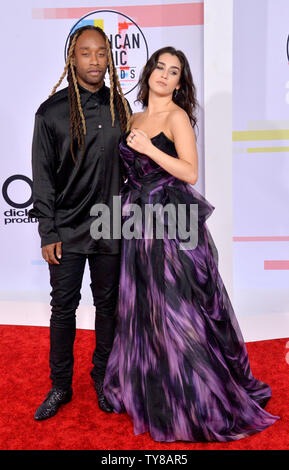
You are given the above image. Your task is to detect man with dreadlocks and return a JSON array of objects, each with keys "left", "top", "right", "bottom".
[{"left": 29, "top": 25, "right": 131, "bottom": 420}]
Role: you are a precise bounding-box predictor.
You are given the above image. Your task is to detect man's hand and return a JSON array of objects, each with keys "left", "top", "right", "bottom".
[{"left": 42, "top": 241, "right": 62, "bottom": 265}]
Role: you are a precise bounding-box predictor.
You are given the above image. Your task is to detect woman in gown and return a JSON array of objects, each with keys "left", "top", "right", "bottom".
[{"left": 103, "top": 47, "right": 279, "bottom": 442}]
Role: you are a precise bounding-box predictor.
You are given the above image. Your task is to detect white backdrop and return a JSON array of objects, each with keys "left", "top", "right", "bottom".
[
  {"left": 231, "top": 0, "right": 289, "bottom": 340},
  {"left": 1, "top": 0, "right": 288, "bottom": 342},
  {"left": 0, "top": 0, "right": 205, "bottom": 330}
]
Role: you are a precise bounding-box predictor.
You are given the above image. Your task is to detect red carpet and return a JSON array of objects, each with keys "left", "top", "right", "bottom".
[{"left": 0, "top": 325, "right": 288, "bottom": 450}]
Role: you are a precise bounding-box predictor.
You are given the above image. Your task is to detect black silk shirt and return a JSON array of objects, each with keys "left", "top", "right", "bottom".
[{"left": 29, "top": 84, "right": 127, "bottom": 254}]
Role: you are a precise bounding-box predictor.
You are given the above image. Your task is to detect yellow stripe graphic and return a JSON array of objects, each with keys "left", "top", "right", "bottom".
[
  {"left": 233, "top": 130, "right": 289, "bottom": 141},
  {"left": 247, "top": 146, "right": 289, "bottom": 153}
]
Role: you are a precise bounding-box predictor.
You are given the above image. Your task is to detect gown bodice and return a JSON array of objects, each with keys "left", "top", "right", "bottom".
[
  {"left": 119, "top": 132, "right": 178, "bottom": 190},
  {"left": 119, "top": 131, "right": 215, "bottom": 225}
]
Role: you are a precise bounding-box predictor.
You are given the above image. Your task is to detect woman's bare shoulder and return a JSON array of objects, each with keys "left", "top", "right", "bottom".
[
  {"left": 168, "top": 105, "right": 190, "bottom": 123},
  {"left": 130, "top": 112, "right": 145, "bottom": 126},
  {"left": 167, "top": 106, "right": 191, "bottom": 136}
]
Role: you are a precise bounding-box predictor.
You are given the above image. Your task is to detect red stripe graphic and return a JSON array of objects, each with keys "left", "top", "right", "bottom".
[
  {"left": 233, "top": 237, "right": 289, "bottom": 270},
  {"left": 264, "top": 261, "right": 289, "bottom": 270},
  {"left": 32, "top": 3, "right": 204, "bottom": 26},
  {"left": 233, "top": 236, "right": 289, "bottom": 242}
]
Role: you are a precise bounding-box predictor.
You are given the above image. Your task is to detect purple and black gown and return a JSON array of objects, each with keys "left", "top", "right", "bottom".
[{"left": 103, "top": 132, "right": 279, "bottom": 442}]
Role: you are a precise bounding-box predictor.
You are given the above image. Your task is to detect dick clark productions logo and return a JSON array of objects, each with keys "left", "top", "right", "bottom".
[
  {"left": 64, "top": 9, "right": 149, "bottom": 95},
  {"left": 2, "top": 174, "right": 37, "bottom": 225}
]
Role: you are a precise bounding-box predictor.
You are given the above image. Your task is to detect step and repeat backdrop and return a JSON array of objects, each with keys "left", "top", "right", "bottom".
[
  {"left": 0, "top": 0, "right": 288, "bottom": 341},
  {"left": 0, "top": 0, "right": 205, "bottom": 330},
  {"left": 232, "top": 0, "right": 289, "bottom": 339}
]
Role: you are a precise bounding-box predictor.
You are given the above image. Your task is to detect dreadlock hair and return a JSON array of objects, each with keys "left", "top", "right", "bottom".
[{"left": 49, "top": 25, "right": 131, "bottom": 163}]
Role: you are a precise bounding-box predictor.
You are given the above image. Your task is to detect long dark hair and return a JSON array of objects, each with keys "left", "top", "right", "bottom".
[{"left": 137, "top": 46, "right": 198, "bottom": 129}]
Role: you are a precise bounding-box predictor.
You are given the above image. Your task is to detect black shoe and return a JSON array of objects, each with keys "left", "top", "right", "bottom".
[
  {"left": 94, "top": 380, "right": 113, "bottom": 413},
  {"left": 34, "top": 387, "right": 73, "bottom": 421}
]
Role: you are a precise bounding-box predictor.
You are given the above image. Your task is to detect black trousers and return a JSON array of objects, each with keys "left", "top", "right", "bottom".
[{"left": 48, "top": 250, "right": 120, "bottom": 389}]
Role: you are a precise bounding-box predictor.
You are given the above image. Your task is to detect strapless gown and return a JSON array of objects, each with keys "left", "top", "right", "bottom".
[{"left": 103, "top": 132, "right": 279, "bottom": 442}]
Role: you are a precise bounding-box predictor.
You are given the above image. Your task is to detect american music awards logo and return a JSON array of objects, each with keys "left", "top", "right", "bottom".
[{"left": 64, "top": 10, "right": 149, "bottom": 95}]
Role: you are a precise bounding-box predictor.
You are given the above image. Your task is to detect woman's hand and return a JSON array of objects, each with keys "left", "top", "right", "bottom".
[{"left": 126, "top": 128, "right": 153, "bottom": 156}]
